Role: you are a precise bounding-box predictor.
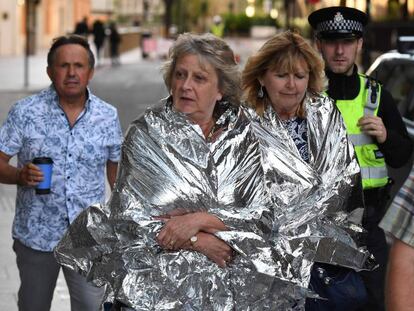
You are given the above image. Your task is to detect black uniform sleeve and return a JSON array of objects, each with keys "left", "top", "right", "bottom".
[{"left": 377, "top": 88, "right": 413, "bottom": 168}]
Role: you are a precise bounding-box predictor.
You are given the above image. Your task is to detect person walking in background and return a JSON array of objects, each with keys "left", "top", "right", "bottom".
[
  {"left": 210, "top": 15, "right": 224, "bottom": 38},
  {"left": 109, "top": 22, "right": 121, "bottom": 66},
  {"left": 0, "top": 34, "right": 123, "bottom": 311},
  {"left": 92, "top": 19, "right": 106, "bottom": 66},
  {"left": 74, "top": 16, "right": 89, "bottom": 38},
  {"left": 380, "top": 165, "right": 414, "bottom": 310},
  {"left": 308, "top": 6, "right": 413, "bottom": 311}
]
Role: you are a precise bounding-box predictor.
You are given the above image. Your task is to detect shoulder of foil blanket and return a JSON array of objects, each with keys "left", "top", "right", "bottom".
[
  {"left": 239, "top": 103, "right": 262, "bottom": 122},
  {"left": 306, "top": 91, "right": 335, "bottom": 105}
]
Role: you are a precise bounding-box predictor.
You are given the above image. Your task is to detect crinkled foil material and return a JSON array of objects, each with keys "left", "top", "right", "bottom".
[{"left": 55, "top": 95, "right": 374, "bottom": 310}]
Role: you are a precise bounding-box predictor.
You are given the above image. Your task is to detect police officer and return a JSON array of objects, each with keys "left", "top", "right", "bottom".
[
  {"left": 309, "top": 6, "right": 413, "bottom": 311},
  {"left": 210, "top": 15, "right": 224, "bottom": 38}
]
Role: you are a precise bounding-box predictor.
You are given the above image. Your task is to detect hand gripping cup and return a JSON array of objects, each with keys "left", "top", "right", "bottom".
[{"left": 33, "top": 157, "right": 53, "bottom": 194}]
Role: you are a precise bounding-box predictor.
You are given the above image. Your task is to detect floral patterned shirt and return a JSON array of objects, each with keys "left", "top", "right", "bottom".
[
  {"left": 0, "top": 86, "right": 122, "bottom": 251},
  {"left": 282, "top": 116, "right": 309, "bottom": 163}
]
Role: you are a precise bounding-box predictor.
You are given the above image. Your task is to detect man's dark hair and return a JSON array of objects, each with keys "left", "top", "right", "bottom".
[{"left": 47, "top": 34, "right": 95, "bottom": 68}]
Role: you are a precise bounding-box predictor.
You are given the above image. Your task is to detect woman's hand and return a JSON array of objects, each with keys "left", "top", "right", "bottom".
[
  {"left": 156, "top": 213, "right": 201, "bottom": 250},
  {"left": 156, "top": 212, "right": 227, "bottom": 250},
  {"left": 189, "top": 232, "right": 234, "bottom": 268}
]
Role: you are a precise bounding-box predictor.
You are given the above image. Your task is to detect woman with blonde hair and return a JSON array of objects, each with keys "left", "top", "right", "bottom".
[
  {"left": 243, "top": 30, "right": 324, "bottom": 117},
  {"left": 242, "top": 30, "right": 372, "bottom": 310}
]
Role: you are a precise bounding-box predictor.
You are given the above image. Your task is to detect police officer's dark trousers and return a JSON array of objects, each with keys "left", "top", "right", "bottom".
[{"left": 358, "top": 186, "right": 391, "bottom": 311}]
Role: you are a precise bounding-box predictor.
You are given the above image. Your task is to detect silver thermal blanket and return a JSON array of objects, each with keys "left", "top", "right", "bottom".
[{"left": 55, "top": 95, "right": 374, "bottom": 310}]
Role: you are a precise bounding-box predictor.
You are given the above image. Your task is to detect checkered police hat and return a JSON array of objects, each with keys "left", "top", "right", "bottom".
[{"left": 308, "top": 6, "right": 367, "bottom": 40}]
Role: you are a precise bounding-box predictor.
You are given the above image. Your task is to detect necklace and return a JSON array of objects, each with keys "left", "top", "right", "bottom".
[
  {"left": 207, "top": 124, "right": 216, "bottom": 140},
  {"left": 205, "top": 119, "right": 217, "bottom": 140}
]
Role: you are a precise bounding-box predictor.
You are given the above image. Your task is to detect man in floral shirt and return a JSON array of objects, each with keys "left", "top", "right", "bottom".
[{"left": 0, "top": 35, "right": 122, "bottom": 310}]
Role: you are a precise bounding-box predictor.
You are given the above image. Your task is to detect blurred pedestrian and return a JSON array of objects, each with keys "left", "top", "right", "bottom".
[
  {"left": 92, "top": 19, "right": 106, "bottom": 65},
  {"left": 210, "top": 15, "right": 224, "bottom": 38},
  {"left": 109, "top": 22, "right": 121, "bottom": 66},
  {"left": 0, "top": 34, "right": 123, "bottom": 311},
  {"left": 74, "top": 16, "right": 89, "bottom": 38},
  {"left": 309, "top": 6, "right": 413, "bottom": 311}
]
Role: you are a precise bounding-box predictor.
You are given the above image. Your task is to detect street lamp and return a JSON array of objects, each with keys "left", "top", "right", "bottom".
[
  {"left": 270, "top": 9, "right": 278, "bottom": 19},
  {"left": 245, "top": 0, "right": 255, "bottom": 17},
  {"left": 246, "top": 5, "right": 255, "bottom": 17}
]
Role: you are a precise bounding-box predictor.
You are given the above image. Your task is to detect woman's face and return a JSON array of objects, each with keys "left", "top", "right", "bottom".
[
  {"left": 171, "top": 54, "right": 223, "bottom": 124},
  {"left": 260, "top": 58, "right": 309, "bottom": 118}
]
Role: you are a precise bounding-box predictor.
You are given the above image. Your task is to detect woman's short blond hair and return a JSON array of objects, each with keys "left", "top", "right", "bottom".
[
  {"left": 242, "top": 30, "right": 325, "bottom": 115},
  {"left": 162, "top": 32, "right": 241, "bottom": 105}
]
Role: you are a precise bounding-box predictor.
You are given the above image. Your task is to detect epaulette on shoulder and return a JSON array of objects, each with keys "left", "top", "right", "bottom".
[
  {"left": 362, "top": 74, "right": 383, "bottom": 89},
  {"left": 362, "top": 74, "right": 381, "bottom": 104}
]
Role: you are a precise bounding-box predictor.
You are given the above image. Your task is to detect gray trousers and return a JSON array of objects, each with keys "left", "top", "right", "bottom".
[{"left": 13, "top": 239, "right": 105, "bottom": 311}]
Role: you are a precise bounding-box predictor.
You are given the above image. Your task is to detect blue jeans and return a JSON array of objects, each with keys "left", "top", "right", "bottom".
[
  {"left": 13, "top": 239, "right": 105, "bottom": 311},
  {"left": 106, "top": 301, "right": 135, "bottom": 311},
  {"left": 305, "top": 263, "right": 367, "bottom": 311}
]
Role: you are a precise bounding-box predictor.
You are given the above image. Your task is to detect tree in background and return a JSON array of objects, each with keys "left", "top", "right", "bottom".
[
  {"left": 163, "top": 0, "right": 174, "bottom": 37},
  {"left": 170, "top": 0, "right": 210, "bottom": 34}
]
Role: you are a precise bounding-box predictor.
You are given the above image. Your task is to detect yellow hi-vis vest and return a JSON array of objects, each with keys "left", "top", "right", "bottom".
[
  {"left": 211, "top": 23, "right": 224, "bottom": 38},
  {"left": 335, "top": 74, "right": 388, "bottom": 189}
]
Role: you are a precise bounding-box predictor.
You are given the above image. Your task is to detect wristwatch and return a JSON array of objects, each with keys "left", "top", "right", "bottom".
[{"left": 190, "top": 235, "right": 198, "bottom": 244}]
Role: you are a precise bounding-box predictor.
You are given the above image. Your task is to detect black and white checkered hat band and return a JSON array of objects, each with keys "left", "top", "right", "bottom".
[{"left": 317, "top": 19, "right": 363, "bottom": 33}]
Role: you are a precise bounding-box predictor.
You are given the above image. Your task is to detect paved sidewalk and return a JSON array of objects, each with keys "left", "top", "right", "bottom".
[{"left": 0, "top": 47, "right": 144, "bottom": 92}]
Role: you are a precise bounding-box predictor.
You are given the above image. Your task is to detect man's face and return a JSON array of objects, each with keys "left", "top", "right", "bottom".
[
  {"left": 47, "top": 44, "right": 94, "bottom": 101},
  {"left": 317, "top": 37, "right": 363, "bottom": 76}
]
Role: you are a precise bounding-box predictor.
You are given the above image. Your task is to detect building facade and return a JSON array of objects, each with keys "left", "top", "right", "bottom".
[
  {"left": 0, "top": 0, "right": 412, "bottom": 56},
  {"left": 0, "top": 0, "right": 94, "bottom": 56}
]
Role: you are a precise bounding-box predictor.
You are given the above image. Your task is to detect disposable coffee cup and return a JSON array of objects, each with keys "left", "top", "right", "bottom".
[{"left": 33, "top": 157, "right": 53, "bottom": 195}]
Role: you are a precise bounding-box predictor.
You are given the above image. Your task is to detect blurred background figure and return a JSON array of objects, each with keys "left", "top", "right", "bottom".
[
  {"left": 109, "top": 22, "right": 121, "bottom": 66},
  {"left": 210, "top": 15, "right": 224, "bottom": 38},
  {"left": 73, "top": 16, "right": 89, "bottom": 38},
  {"left": 92, "top": 19, "right": 106, "bottom": 66}
]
